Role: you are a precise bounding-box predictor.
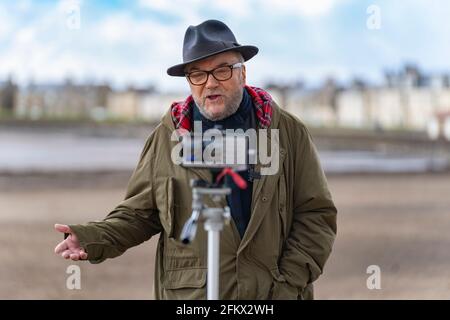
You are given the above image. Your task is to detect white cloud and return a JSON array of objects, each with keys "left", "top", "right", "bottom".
[
  {"left": 16, "top": 0, "right": 32, "bottom": 13},
  {"left": 138, "top": 0, "right": 170, "bottom": 11},
  {"left": 212, "top": 0, "right": 252, "bottom": 18},
  {"left": 0, "top": 4, "right": 14, "bottom": 40},
  {"left": 263, "top": 0, "right": 342, "bottom": 17},
  {"left": 0, "top": 3, "right": 187, "bottom": 90},
  {"left": 138, "top": 0, "right": 204, "bottom": 24},
  {"left": 139, "top": 0, "right": 342, "bottom": 19},
  {"left": 96, "top": 13, "right": 181, "bottom": 50},
  {"left": 15, "top": 27, "right": 35, "bottom": 45}
]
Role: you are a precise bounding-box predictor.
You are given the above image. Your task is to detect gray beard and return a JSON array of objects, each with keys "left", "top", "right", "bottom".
[{"left": 194, "top": 88, "right": 243, "bottom": 121}]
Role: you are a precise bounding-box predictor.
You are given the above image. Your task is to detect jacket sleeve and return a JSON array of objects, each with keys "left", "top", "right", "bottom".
[
  {"left": 278, "top": 124, "right": 337, "bottom": 294},
  {"left": 68, "top": 132, "right": 162, "bottom": 264}
]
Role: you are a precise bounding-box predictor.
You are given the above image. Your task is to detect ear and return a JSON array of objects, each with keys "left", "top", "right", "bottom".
[{"left": 241, "top": 65, "right": 246, "bottom": 85}]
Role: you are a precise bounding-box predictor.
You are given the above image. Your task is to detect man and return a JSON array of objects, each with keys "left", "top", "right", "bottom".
[{"left": 54, "top": 19, "right": 337, "bottom": 300}]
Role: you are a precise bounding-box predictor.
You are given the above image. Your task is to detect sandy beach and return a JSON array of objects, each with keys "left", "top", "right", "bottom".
[{"left": 1, "top": 171, "right": 450, "bottom": 299}]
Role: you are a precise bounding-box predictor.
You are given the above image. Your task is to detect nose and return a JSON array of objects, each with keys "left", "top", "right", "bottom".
[{"left": 204, "top": 73, "right": 219, "bottom": 89}]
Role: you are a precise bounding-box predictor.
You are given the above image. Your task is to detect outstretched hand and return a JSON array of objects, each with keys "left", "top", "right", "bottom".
[{"left": 54, "top": 224, "right": 88, "bottom": 261}]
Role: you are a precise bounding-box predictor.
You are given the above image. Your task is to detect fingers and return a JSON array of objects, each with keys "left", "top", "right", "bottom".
[
  {"left": 60, "top": 248, "right": 87, "bottom": 261},
  {"left": 54, "top": 223, "right": 71, "bottom": 234},
  {"left": 62, "top": 250, "right": 80, "bottom": 260},
  {"left": 62, "top": 249, "right": 71, "bottom": 259},
  {"left": 54, "top": 240, "right": 68, "bottom": 254},
  {"left": 70, "top": 253, "right": 80, "bottom": 261},
  {"left": 79, "top": 249, "right": 88, "bottom": 260}
]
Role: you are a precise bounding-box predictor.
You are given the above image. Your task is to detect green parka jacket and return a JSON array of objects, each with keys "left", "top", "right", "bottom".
[{"left": 69, "top": 98, "right": 337, "bottom": 300}]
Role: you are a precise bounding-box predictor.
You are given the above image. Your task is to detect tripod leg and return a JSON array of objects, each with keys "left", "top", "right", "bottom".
[{"left": 205, "top": 222, "right": 221, "bottom": 300}]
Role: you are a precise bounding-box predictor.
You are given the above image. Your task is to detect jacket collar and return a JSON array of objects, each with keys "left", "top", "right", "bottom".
[{"left": 169, "top": 85, "right": 274, "bottom": 131}]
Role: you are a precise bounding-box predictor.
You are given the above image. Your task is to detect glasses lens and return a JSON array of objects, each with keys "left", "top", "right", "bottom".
[
  {"left": 189, "top": 71, "right": 207, "bottom": 85},
  {"left": 213, "top": 67, "right": 232, "bottom": 81}
]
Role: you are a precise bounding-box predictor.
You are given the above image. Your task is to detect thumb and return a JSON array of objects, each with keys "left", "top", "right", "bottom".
[{"left": 54, "top": 223, "right": 71, "bottom": 234}]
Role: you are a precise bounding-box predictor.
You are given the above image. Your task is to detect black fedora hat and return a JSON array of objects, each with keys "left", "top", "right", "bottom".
[{"left": 167, "top": 19, "right": 259, "bottom": 77}]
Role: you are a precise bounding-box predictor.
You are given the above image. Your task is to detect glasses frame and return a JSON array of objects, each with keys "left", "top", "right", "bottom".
[{"left": 185, "top": 62, "right": 244, "bottom": 86}]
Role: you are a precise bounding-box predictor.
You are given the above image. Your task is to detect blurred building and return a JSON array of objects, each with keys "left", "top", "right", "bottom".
[
  {"left": 106, "top": 88, "right": 145, "bottom": 121},
  {"left": 336, "top": 66, "right": 450, "bottom": 131},
  {"left": 428, "top": 110, "right": 450, "bottom": 140},
  {"left": 3, "top": 63, "right": 450, "bottom": 132},
  {"left": 138, "top": 92, "right": 186, "bottom": 121},
  {"left": 0, "top": 76, "right": 18, "bottom": 115},
  {"left": 15, "top": 80, "right": 112, "bottom": 120},
  {"left": 271, "top": 64, "right": 450, "bottom": 133},
  {"left": 267, "top": 79, "right": 338, "bottom": 127},
  {"left": 106, "top": 87, "right": 185, "bottom": 122}
]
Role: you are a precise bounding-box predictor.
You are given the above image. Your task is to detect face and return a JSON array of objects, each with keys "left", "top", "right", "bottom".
[{"left": 185, "top": 51, "right": 246, "bottom": 121}]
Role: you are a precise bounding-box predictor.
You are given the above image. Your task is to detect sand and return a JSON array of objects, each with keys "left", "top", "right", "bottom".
[{"left": 1, "top": 172, "right": 450, "bottom": 299}]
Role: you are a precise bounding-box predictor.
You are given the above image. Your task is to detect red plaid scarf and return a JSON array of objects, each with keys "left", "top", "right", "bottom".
[{"left": 170, "top": 85, "right": 273, "bottom": 131}]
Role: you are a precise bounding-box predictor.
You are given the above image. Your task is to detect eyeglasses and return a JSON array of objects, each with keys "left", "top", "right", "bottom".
[{"left": 185, "top": 62, "right": 243, "bottom": 86}]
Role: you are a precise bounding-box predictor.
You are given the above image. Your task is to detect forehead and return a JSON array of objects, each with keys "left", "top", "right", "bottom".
[{"left": 186, "top": 51, "right": 239, "bottom": 71}]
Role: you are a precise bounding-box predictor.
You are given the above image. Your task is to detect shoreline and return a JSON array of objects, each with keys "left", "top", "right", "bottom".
[{"left": 0, "top": 170, "right": 133, "bottom": 191}]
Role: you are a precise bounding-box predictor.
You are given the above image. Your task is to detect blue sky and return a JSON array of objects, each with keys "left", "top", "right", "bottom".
[{"left": 0, "top": 0, "right": 449, "bottom": 92}]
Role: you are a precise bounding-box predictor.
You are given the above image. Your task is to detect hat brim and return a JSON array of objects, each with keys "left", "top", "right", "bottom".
[{"left": 167, "top": 45, "right": 259, "bottom": 77}]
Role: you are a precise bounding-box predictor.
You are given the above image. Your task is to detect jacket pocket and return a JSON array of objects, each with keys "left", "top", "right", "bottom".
[
  {"left": 269, "top": 267, "right": 299, "bottom": 300},
  {"left": 156, "top": 177, "right": 175, "bottom": 238},
  {"left": 163, "top": 268, "right": 207, "bottom": 290}
]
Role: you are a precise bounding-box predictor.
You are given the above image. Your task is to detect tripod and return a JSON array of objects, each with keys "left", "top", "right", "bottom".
[{"left": 180, "top": 169, "right": 247, "bottom": 300}]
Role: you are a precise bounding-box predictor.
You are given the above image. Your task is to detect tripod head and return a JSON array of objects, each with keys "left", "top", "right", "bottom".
[{"left": 180, "top": 168, "right": 246, "bottom": 244}]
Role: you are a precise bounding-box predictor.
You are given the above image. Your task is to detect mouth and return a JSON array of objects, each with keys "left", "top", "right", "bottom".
[{"left": 206, "top": 94, "right": 222, "bottom": 102}]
